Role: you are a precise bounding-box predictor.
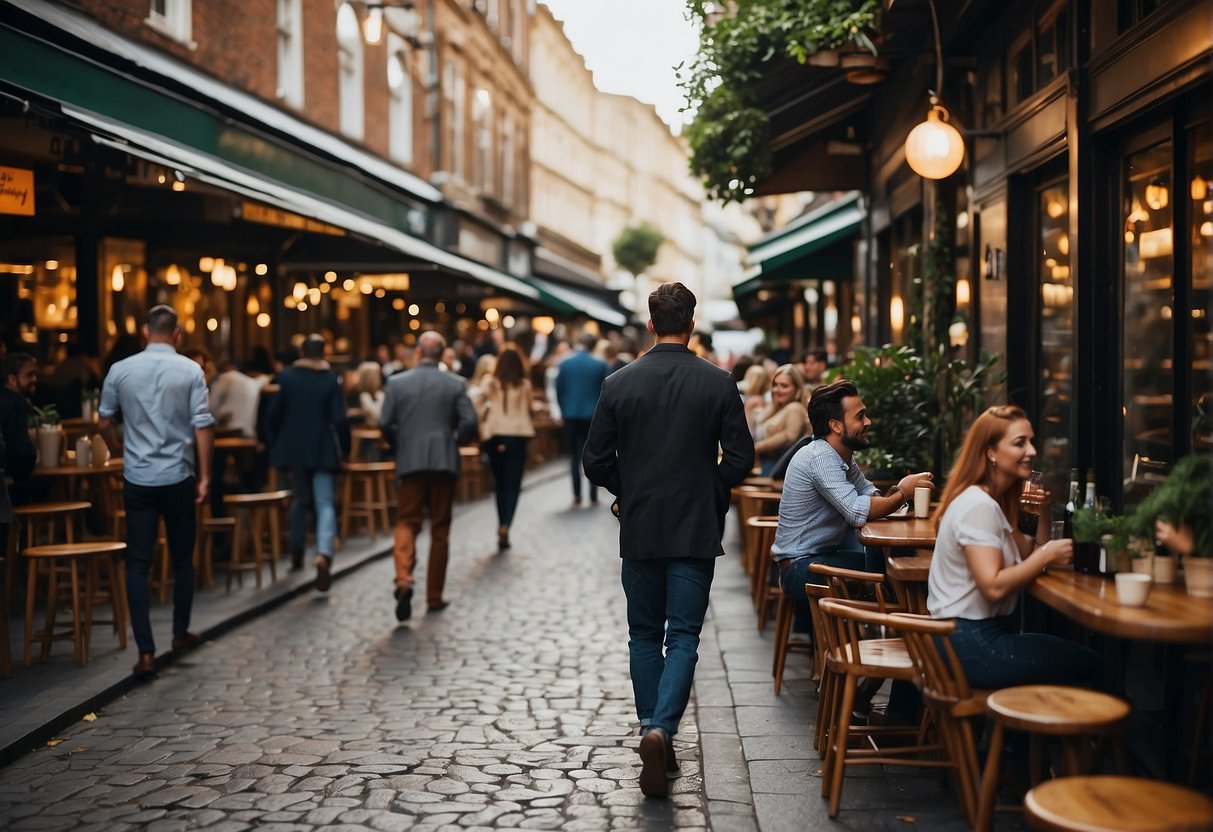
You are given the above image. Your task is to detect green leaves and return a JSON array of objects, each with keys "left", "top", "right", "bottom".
[
  {"left": 612, "top": 223, "right": 666, "bottom": 278},
  {"left": 682, "top": 0, "right": 880, "bottom": 202}
]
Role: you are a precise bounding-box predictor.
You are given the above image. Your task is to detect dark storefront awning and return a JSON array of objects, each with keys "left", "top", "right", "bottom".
[
  {"left": 734, "top": 192, "right": 863, "bottom": 300},
  {"left": 68, "top": 106, "right": 539, "bottom": 302},
  {"left": 526, "top": 275, "right": 630, "bottom": 328}
]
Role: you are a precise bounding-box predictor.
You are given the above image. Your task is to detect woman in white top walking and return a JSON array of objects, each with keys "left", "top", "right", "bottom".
[{"left": 928, "top": 404, "right": 1100, "bottom": 690}]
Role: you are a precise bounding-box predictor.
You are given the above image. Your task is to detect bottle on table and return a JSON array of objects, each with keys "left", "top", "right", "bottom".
[{"left": 1062, "top": 468, "right": 1080, "bottom": 539}]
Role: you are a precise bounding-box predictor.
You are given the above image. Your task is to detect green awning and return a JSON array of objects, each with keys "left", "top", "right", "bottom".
[
  {"left": 733, "top": 192, "right": 863, "bottom": 298},
  {"left": 525, "top": 276, "right": 630, "bottom": 328}
]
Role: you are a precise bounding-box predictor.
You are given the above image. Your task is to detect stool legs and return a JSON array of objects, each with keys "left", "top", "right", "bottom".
[{"left": 24, "top": 555, "right": 95, "bottom": 668}]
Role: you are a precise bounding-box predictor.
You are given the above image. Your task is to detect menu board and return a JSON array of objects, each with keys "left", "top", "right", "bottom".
[{"left": 0, "top": 166, "right": 34, "bottom": 216}]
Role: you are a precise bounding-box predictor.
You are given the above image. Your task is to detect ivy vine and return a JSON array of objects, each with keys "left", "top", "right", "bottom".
[{"left": 680, "top": 0, "right": 881, "bottom": 203}]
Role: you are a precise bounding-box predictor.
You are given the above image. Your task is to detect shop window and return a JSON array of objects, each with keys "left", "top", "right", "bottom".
[
  {"left": 388, "top": 38, "right": 413, "bottom": 165},
  {"left": 1036, "top": 2, "right": 1069, "bottom": 87},
  {"left": 1118, "top": 0, "right": 1174, "bottom": 33},
  {"left": 500, "top": 113, "right": 515, "bottom": 207},
  {"left": 276, "top": 0, "right": 304, "bottom": 109},
  {"left": 473, "top": 89, "right": 493, "bottom": 195},
  {"left": 146, "top": 0, "right": 193, "bottom": 46},
  {"left": 1188, "top": 121, "right": 1212, "bottom": 455},
  {"left": 1122, "top": 140, "right": 1174, "bottom": 488},
  {"left": 1008, "top": 33, "right": 1034, "bottom": 108},
  {"left": 337, "top": 3, "right": 365, "bottom": 140},
  {"left": 1037, "top": 180, "right": 1073, "bottom": 496},
  {"left": 442, "top": 58, "right": 466, "bottom": 179}
]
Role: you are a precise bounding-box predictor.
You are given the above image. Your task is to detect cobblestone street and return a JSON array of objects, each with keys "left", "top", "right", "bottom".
[{"left": 0, "top": 469, "right": 710, "bottom": 831}]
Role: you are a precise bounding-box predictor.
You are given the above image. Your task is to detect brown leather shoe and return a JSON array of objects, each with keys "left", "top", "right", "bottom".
[
  {"left": 638, "top": 727, "right": 670, "bottom": 798},
  {"left": 427, "top": 600, "right": 450, "bottom": 613},
  {"left": 171, "top": 632, "right": 203, "bottom": 651},
  {"left": 132, "top": 652, "right": 156, "bottom": 679},
  {"left": 314, "top": 556, "right": 332, "bottom": 592}
]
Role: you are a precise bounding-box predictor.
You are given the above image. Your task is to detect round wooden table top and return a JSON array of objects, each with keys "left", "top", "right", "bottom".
[
  {"left": 345, "top": 461, "right": 396, "bottom": 472},
  {"left": 1024, "top": 775, "right": 1213, "bottom": 832},
  {"left": 859, "top": 515, "right": 937, "bottom": 548},
  {"left": 23, "top": 541, "right": 127, "bottom": 559},
  {"left": 12, "top": 501, "right": 91, "bottom": 517},
  {"left": 986, "top": 685, "right": 1130, "bottom": 733},
  {"left": 224, "top": 489, "right": 291, "bottom": 505},
  {"left": 33, "top": 459, "right": 123, "bottom": 477}
]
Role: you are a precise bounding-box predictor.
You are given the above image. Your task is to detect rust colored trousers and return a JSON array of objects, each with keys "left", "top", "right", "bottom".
[{"left": 393, "top": 472, "right": 456, "bottom": 605}]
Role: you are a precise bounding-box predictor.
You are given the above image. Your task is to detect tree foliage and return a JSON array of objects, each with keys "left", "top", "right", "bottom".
[
  {"left": 612, "top": 223, "right": 665, "bottom": 278},
  {"left": 680, "top": 0, "right": 880, "bottom": 203}
]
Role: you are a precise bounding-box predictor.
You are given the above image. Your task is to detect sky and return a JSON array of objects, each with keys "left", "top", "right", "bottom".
[{"left": 540, "top": 0, "right": 700, "bottom": 132}]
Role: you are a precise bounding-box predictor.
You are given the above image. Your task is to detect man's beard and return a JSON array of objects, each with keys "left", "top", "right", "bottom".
[{"left": 841, "top": 428, "right": 871, "bottom": 451}]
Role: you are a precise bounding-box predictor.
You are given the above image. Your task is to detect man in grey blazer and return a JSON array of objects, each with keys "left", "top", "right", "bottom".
[
  {"left": 381, "top": 331, "right": 478, "bottom": 621},
  {"left": 584, "top": 282, "right": 754, "bottom": 799}
]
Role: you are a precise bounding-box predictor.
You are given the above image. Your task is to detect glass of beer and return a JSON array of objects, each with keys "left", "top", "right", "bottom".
[{"left": 1017, "top": 471, "right": 1045, "bottom": 537}]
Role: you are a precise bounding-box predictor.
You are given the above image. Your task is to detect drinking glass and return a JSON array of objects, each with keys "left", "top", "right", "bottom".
[{"left": 1017, "top": 471, "right": 1045, "bottom": 536}]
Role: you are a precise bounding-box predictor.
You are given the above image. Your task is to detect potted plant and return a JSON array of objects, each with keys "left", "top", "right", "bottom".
[
  {"left": 1070, "top": 505, "right": 1108, "bottom": 575},
  {"left": 31, "top": 404, "right": 63, "bottom": 468},
  {"left": 1133, "top": 455, "right": 1212, "bottom": 596},
  {"left": 81, "top": 388, "right": 100, "bottom": 422}
]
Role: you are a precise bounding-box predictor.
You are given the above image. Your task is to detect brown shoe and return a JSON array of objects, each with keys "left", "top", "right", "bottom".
[
  {"left": 171, "top": 632, "right": 203, "bottom": 651},
  {"left": 427, "top": 600, "right": 450, "bottom": 613},
  {"left": 132, "top": 652, "right": 156, "bottom": 679},
  {"left": 638, "top": 727, "right": 670, "bottom": 798},
  {"left": 315, "top": 556, "right": 332, "bottom": 592}
]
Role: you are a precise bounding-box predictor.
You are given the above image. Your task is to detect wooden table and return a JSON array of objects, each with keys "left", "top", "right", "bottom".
[
  {"left": 1029, "top": 570, "right": 1213, "bottom": 644},
  {"left": 859, "top": 515, "right": 937, "bottom": 549},
  {"left": 885, "top": 554, "right": 932, "bottom": 584}
]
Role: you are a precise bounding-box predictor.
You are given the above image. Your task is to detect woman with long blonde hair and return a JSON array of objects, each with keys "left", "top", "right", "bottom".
[
  {"left": 752, "top": 364, "right": 808, "bottom": 475},
  {"left": 928, "top": 405, "right": 1100, "bottom": 690}
]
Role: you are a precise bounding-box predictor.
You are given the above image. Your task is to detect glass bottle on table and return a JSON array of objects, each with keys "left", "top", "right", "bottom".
[{"left": 1062, "top": 468, "right": 1079, "bottom": 539}]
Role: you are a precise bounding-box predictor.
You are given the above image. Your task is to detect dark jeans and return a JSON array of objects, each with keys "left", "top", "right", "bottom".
[
  {"left": 621, "top": 557, "right": 716, "bottom": 737},
  {"left": 947, "top": 615, "right": 1102, "bottom": 690},
  {"left": 123, "top": 477, "right": 197, "bottom": 654},
  {"left": 562, "top": 418, "right": 596, "bottom": 502},
  {"left": 484, "top": 436, "right": 529, "bottom": 528}
]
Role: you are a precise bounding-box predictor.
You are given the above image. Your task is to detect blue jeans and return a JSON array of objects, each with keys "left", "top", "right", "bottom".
[
  {"left": 947, "top": 615, "right": 1102, "bottom": 690},
  {"left": 123, "top": 477, "right": 196, "bottom": 654},
  {"left": 621, "top": 557, "right": 716, "bottom": 737},
  {"left": 484, "top": 436, "right": 528, "bottom": 528},
  {"left": 287, "top": 468, "right": 336, "bottom": 560}
]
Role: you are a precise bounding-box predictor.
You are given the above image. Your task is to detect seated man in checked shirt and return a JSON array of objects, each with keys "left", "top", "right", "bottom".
[{"left": 771, "top": 379, "right": 934, "bottom": 719}]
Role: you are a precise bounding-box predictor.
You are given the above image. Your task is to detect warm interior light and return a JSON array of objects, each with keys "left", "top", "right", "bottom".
[
  {"left": 890, "top": 295, "right": 905, "bottom": 334},
  {"left": 408, "top": 303, "right": 420, "bottom": 316},
  {"left": 110, "top": 264, "right": 125, "bottom": 292},
  {"left": 362, "top": 6, "right": 384, "bottom": 45},
  {"left": 206, "top": 317, "right": 219, "bottom": 331},
  {"left": 904, "top": 105, "right": 965, "bottom": 180},
  {"left": 1145, "top": 180, "right": 1169, "bottom": 211},
  {"left": 1193, "top": 177, "right": 1209, "bottom": 201},
  {"left": 956, "top": 278, "right": 971, "bottom": 306},
  {"left": 45, "top": 260, "right": 59, "bottom": 270},
  {"left": 246, "top": 295, "right": 260, "bottom": 315},
  {"left": 165, "top": 264, "right": 182, "bottom": 286},
  {"left": 1046, "top": 198, "right": 1065, "bottom": 219},
  {"left": 255, "top": 263, "right": 268, "bottom": 276},
  {"left": 292, "top": 281, "right": 308, "bottom": 301},
  {"left": 1201, "top": 221, "right": 1213, "bottom": 238},
  {"left": 199, "top": 256, "right": 215, "bottom": 273},
  {"left": 1058, "top": 234, "right": 1070, "bottom": 256},
  {"left": 532, "top": 316, "right": 555, "bottom": 335},
  {"left": 256, "top": 312, "right": 271, "bottom": 328}
]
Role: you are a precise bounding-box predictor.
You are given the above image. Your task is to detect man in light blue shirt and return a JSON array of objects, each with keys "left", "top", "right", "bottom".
[{"left": 100, "top": 305, "right": 215, "bottom": 679}]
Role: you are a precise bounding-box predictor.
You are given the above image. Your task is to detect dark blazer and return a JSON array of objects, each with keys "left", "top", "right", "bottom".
[
  {"left": 0, "top": 388, "right": 36, "bottom": 480},
  {"left": 555, "top": 349, "right": 609, "bottom": 421},
  {"left": 583, "top": 343, "right": 755, "bottom": 561},
  {"left": 269, "top": 360, "right": 350, "bottom": 472},
  {"left": 380, "top": 363, "right": 478, "bottom": 477}
]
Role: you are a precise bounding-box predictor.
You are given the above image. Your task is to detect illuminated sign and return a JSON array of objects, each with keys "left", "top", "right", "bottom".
[
  {"left": 0, "top": 167, "right": 35, "bottom": 216},
  {"left": 241, "top": 200, "right": 346, "bottom": 236}
]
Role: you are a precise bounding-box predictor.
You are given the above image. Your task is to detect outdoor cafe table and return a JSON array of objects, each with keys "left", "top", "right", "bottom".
[{"left": 859, "top": 515, "right": 937, "bottom": 550}]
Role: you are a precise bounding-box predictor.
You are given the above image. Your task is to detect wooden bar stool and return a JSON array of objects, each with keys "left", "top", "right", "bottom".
[
  {"left": 13, "top": 501, "right": 90, "bottom": 548},
  {"left": 23, "top": 541, "right": 125, "bottom": 667},
  {"left": 747, "top": 516, "right": 780, "bottom": 629},
  {"left": 771, "top": 580, "right": 815, "bottom": 695},
  {"left": 457, "top": 446, "right": 485, "bottom": 502},
  {"left": 83, "top": 545, "right": 128, "bottom": 650},
  {"left": 341, "top": 462, "right": 393, "bottom": 541},
  {"left": 196, "top": 503, "right": 235, "bottom": 589},
  {"left": 222, "top": 490, "right": 290, "bottom": 590},
  {"left": 1024, "top": 775, "right": 1213, "bottom": 831},
  {"left": 978, "top": 685, "right": 1130, "bottom": 827}
]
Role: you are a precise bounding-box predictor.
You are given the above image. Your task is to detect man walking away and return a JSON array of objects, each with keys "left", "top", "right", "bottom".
[
  {"left": 380, "top": 331, "right": 478, "bottom": 621},
  {"left": 556, "top": 332, "right": 608, "bottom": 507},
  {"left": 99, "top": 305, "right": 214, "bottom": 679},
  {"left": 269, "top": 334, "right": 349, "bottom": 588},
  {"left": 584, "top": 282, "right": 754, "bottom": 799}
]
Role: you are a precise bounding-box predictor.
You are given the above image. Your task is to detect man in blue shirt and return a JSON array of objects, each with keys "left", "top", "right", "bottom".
[
  {"left": 555, "top": 333, "right": 608, "bottom": 507},
  {"left": 100, "top": 305, "right": 215, "bottom": 679}
]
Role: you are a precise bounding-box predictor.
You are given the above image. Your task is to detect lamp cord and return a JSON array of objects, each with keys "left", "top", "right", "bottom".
[{"left": 927, "top": 0, "right": 943, "bottom": 105}]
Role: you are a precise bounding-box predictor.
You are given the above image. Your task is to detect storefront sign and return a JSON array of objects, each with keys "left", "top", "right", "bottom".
[
  {"left": 241, "top": 200, "right": 345, "bottom": 236},
  {"left": 0, "top": 166, "right": 34, "bottom": 216}
]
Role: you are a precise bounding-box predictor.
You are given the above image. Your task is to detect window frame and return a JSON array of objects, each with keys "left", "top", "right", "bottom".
[
  {"left": 276, "top": 0, "right": 305, "bottom": 109},
  {"left": 145, "top": 0, "right": 194, "bottom": 47}
]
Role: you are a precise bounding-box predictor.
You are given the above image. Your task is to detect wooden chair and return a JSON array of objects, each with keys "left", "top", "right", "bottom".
[
  {"left": 978, "top": 685, "right": 1130, "bottom": 826},
  {"left": 23, "top": 541, "right": 126, "bottom": 668},
  {"left": 735, "top": 488, "right": 781, "bottom": 575},
  {"left": 341, "top": 462, "right": 393, "bottom": 541},
  {"left": 745, "top": 516, "right": 779, "bottom": 622},
  {"left": 817, "top": 597, "right": 946, "bottom": 818},
  {"left": 771, "top": 579, "right": 815, "bottom": 695},
  {"left": 222, "top": 490, "right": 290, "bottom": 589},
  {"left": 197, "top": 502, "right": 235, "bottom": 589},
  {"left": 1024, "top": 775, "right": 1213, "bottom": 832},
  {"left": 886, "top": 553, "right": 931, "bottom": 615}
]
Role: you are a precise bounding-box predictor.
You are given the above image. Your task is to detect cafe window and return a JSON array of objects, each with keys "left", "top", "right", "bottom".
[
  {"left": 1038, "top": 180, "right": 1073, "bottom": 496},
  {"left": 1005, "top": 0, "right": 1070, "bottom": 110},
  {"left": 1117, "top": 0, "right": 1174, "bottom": 33},
  {"left": 1188, "top": 120, "right": 1212, "bottom": 456},
  {"left": 1122, "top": 139, "right": 1174, "bottom": 492},
  {"left": 336, "top": 2, "right": 365, "bottom": 140},
  {"left": 276, "top": 0, "right": 304, "bottom": 109}
]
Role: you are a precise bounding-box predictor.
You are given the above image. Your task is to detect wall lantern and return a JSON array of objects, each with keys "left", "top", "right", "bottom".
[{"left": 905, "top": 102, "right": 965, "bottom": 179}]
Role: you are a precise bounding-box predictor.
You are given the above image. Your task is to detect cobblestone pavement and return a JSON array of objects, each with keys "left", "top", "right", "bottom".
[{"left": 0, "top": 469, "right": 711, "bottom": 831}]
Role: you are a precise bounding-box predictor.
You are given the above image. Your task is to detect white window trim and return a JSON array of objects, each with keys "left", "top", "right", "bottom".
[
  {"left": 276, "top": 0, "right": 305, "bottom": 109},
  {"left": 337, "top": 2, "right": 365, "bottom": 141},
  {"left": 145, "top": 0, "right": 195, "bottom": 48},
  {"left": 387, "top": 34, "right": 414, "bottom": 165}
]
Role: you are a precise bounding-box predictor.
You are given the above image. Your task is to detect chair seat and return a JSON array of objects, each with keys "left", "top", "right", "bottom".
[
  {"left": 1024, "top": 775, "right": 1213, "bottom": 832},
  {"left": 13, "top": 501, "right": 91, "bottom": 517},
  {"left": 344, "top": 461, "right": 396, "bottom": 473},
  {"left": 827, "top": 638, "right": 914, "bottom": 677},
  {"left": 224, "top": 490, "right": 291, "bottom": 506},
  {"left": 24, "top": 541, "right": 126, "bottom": 560},
  {"left": 986, "top": 685, "right": 1130, "bottom": 734}
]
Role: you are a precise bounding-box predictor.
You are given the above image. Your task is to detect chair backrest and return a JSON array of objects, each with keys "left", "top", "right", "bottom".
[
  {"left": 818, "top": 597, "right": 902, "bottom": 672},
  {"left": 809, "top": 562, "right": 889, "bottom": 611},
  {"left": 889, "top": 613, "right": 983, "bottom": 828}
]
